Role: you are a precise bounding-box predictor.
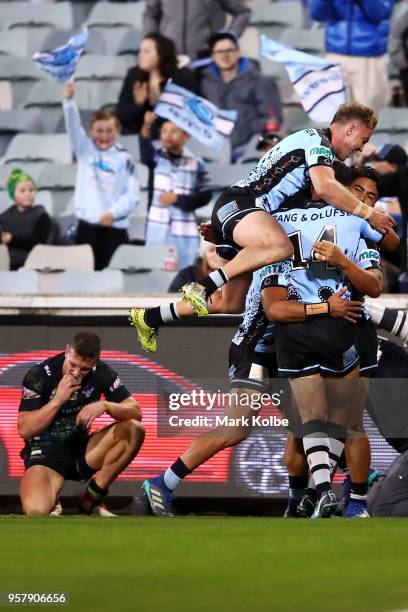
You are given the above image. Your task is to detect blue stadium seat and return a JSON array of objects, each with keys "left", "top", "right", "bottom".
[
  {"left": 0, "top": 270, "right": 39, "bottom": 294},
  {"left": 56, "top": 270, "right": 124, "bottom": 294},
  {"left": 4, "top": 134, "right": 72, "bottom": 165},
  {"left": 0, "top": 109, "right": 43, "bottom": 156}
]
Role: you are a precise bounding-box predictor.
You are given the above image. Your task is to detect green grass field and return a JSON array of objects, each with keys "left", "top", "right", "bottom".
[{"left": 1, "top": 516, "right": 408, "bottom": 612}]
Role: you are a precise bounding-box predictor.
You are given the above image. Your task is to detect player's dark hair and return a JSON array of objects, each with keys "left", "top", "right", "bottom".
[
  {"left": 332, "top": 160, "right": 352, "bottom": 186},
  {"left": 70, "top": 332, "right": 101, "bottom": 360},
  {"left": 331, "top": 103, "right": 378, "bottom": 130},
  {"left": 349, "top": 166, "right": 381, "bottom": 193}
]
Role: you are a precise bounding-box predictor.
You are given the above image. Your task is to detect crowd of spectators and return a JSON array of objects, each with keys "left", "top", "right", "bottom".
[{"left": 3, "top": 0, "right": 408, "bottom": 292}]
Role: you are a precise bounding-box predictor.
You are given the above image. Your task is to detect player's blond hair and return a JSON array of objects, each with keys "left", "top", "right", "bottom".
[{"left": 331, "top": 103, "right": 378, "bottom": 130}]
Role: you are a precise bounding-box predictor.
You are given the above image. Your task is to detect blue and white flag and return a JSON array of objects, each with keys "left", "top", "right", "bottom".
[
  {"left": 260, "top": 35, "right": 346, "bottom": 123},
  {"left": 155, "top": 82, "right": 237, "bottom": 150},
  {"left": 32, "top": 29, "right": 88, "bottom": 83}
]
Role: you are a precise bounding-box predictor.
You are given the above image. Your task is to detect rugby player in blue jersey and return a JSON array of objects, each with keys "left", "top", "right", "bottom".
[
  {"left": 260, "top": 166, "right": 393, "bottom": 518},
  {"left": 135, "top": 166, "right": 399, "bottom": 517},
  {"left": 130, "top": 103, "right": 394, "bottom": 349}
]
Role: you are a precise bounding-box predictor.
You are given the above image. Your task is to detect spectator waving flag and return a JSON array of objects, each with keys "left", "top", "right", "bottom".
[
  {"left": 260, "top": 35, "right": 346, "bottom": 123},
  {"left": 32, "top": 30, "right": 88, "bottom": 83},
  {"left": 155, "top": 82, "right": 237, "bottom": 150}
]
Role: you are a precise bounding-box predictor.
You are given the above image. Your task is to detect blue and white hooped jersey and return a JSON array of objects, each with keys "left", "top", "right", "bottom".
[
  {"left": 265, "top": 199, "right": 382, "bottom": 303},
  {"left": 234, "top": 128, "right": 334, "bottom": 210}
]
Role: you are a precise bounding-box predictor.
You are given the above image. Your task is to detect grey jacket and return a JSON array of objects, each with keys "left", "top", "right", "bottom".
[
  {"left": 143, "top": 0, "right": 251, "bottom": 58},
  {"left": 389, "top": 5, "right": 408, "bottom": 71},
  {"left": 199, "top": 59, "right": 283, "bottom": 149}
]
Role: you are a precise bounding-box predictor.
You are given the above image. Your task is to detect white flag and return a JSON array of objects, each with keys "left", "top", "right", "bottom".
[{"left": 261, "top": 35, "right": 346, "bottom": 123}]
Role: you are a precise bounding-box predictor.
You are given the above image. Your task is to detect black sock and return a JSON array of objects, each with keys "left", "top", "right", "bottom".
[
  {"left": 144, "top": 303, "right": 180, "bottom": 328},
  {"left": 350, "top": 481, "right": 368, "bottom": 501},
  {"left": 288, "top": 475, "right": 308, "bottom": 501},
  {"left": 199, "top": 268, "right": 229, "bottom": 298},
  {"left": 87, "top": 478, "right": 108, "bottom": 500},
  {"left": 163, "top": 458, "right": 191, "bottom": 490}
]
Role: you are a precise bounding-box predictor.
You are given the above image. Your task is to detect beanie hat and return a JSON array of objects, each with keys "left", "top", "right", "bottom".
[{"left": 7, "top": 168, "right": 36, "bottom": 200}]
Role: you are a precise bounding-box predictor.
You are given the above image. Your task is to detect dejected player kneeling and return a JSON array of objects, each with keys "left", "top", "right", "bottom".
[{"left": 18, "top": 332, "right": 145, "bottom": 516}]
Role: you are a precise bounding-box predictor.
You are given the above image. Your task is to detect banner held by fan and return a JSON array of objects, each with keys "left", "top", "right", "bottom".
[
  {"left": 260, "top": 35, "right": 346, "bottom": 123},
  {"left": 155, "top": 82, "right": 237, "bottom": 150},
  {"left": 32, "top": 29, "right": 88, "bottom": 83}
]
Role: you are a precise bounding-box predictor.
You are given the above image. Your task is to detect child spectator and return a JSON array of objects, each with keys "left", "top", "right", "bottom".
[
  {"left": 63, "top": 83, "right": 139, "bottom": 270},
  {"left": 140, "top": 113, "right": 212, "bottom": 269},
  {"left": 1, "top": 169, "right": 52, "bottom": 269}
]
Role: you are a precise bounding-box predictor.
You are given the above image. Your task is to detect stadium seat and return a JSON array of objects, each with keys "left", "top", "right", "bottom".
[
  {"left": 207, "top": 163, "right": 253, "bottom": 190},
  {"left": 249, "top": 1, "right": 303, "bottom": 37},
  {"left": 127, "top": 215, "right": 146, "bottom": 242},
  {"left": 0, "top": 56, "right": 48, "bottom": 107},
  {"left": 22, "top": 81, "right": 64, "bottom": 134},
  {"left": 86, "top": 2, "right": 145, "bottom": 30},
  {"left": 75, "top": 54, "right": 133, "bottom": 82},
  {"left": 54, "top": 109, "right": 92, "bottom": 134},
  {"left": 72, "top": 81, "right": 122, "bottom": 111},
  {"left": 0, "top": 245, "right": 10, "bottom": 271},
  {"left": 108, "top": 244, "right": 176, "bottom": 271},
  {"left": 279, "top": 27, "right": 325, "bottom": 55},
  {"left": 4, "top": 2, "right": 74, "bottom": 30},
  {"left": 240, "top": 134, "right": 262, "bottom": 164},
  {"left": 24, "top": 244, "right": 94, "bottom": 271},
  {"left": 37, "top": 164, "right": 77, "bottom": 190},
  {"left": 0, "top": 2, "right": 30, "bottom": 29},
  {"left": 41, "top": 28, "right": 107, "bottom": 57},
  {"left": 0, "top": 163, "right": 45, "bottom": 187},
  {"left": 3, "top": 134, "right": 72, "bottom": 165},
  {"left": 55, "top": 270, "right": 124, "bottom": 294},
  {"left": 0, "top": 109, "right": 43, "bottom": 157},
  {"left": 239, "top": 27, "right": 260, "bottom": 61},
  {"left": 0, "top": 269, "right": 40, "bottom": 293},
  {"left": 6, "top": 26, "right": 53, "bottom": 58},
  {"left": 376, "top": 108, "right": 408, "bottom": 133},
  {"left": 0, "top": 81, "right": 13, "bottom": 112},
  {"left": 119, "top": 135, "right": 141, "bottom": 163},
  {"left": 187, "top": 138, "right": 232, "bottom": 164},
  {"left": 0, "top": 30, "right": 29, "bottom": 58},
  {"left": 0, "top": 270, "right": 39, "bottom": 294},
  {"left": 116, "top": 29, "right": 144, "bottom": 57},
  {"left": 122, "top": 269, "right": 177, "bottom": 293}
]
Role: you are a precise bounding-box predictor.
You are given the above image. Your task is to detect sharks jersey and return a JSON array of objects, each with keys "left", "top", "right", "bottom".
[
  {"left": 232, "top": 268, "right": 276, "bottom": 354},
  {"left": 266, "top": 199, "right": 383, "bottom": 303},
  {"left": 234, "top": 128, "right": 334, "bottom": 209}
]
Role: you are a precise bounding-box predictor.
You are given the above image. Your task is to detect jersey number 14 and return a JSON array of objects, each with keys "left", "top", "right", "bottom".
[{"left": 288, "top": 225, "right": 337, "bottom": 270}]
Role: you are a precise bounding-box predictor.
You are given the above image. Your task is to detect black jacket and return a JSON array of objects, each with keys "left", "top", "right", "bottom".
[
  {"left": 116, "top": 66, "right": 199, "bottom": 135},
  {"left": 0, "top": 204, "right": 52, "bottom": 269}
]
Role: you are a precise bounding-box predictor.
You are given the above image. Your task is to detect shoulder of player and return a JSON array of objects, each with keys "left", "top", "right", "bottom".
[
  {"left": 93, "top": 360, "right": 120, "bottom": 385},
  {"left": 23, "top": 354, "right": 62, "bottom": 392}
]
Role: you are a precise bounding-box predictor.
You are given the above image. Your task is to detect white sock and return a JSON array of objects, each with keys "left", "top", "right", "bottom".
[{"left": 163, "top": 468, "right": 182, "bottom": 491}]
